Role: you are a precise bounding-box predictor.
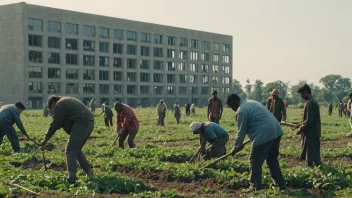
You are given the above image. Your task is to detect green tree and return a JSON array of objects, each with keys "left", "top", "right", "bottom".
[
  {"left": 262, "top": 81, "right": 289, "bottom": 100},
  {"left": 232, "top": 79, "right": 244, "bottom": 95},
  {"left": 251, "top": 80, "right": 264, "bottom": 102},
  {"left": 244, "top": 79, "right": 252, "bottom": 96}
]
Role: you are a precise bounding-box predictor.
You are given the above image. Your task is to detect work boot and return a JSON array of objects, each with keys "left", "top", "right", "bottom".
[{"left": 68, "top": 171, "right": 77, "bottom": 185}]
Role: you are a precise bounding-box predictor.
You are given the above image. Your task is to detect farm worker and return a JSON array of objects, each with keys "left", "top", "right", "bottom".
[
  {"left": 338, "top": 100, "right": 343, "bottom": 118},
  {"left": 296, "top": 84, "right": 322, "bottom": 167},
  {"left": 191, "top": 103, "right": 196, "bottom": 116},
  {"left": 89, "top": 98, "right": 96, "bottom": 113},
  {"left": 189, "top": 122, "right": 229, "bottom": 160},
  {"left": 185, "top": 102, "right": 191, "bottom": 116},
  {"left": 114, "top": 101, "right": 139, "bottom": 148},
  {"left": 266, "top": 89, "right": 287, "bottom": 122},
  {"left": 156, "top": 100, "right": 167, "bottom": 127},
  {"left": 284, "top": 99, "right": 289, "bottom": 109},
  {"left": 343, "top": 103, "right": 347, "bottom": 118},
  {"left": 347, "top": 94, "right": 351, "bottom": 118},
  {"left": 0, "top": 102, "right": 29, "bottom": 152},
  {"left": 328, "top": 102, "right": 333, "bottom": 116},
  {"left": 173, "top": 102, "right": 181, "bottom": 124},
  {"left": 226, "top": 93, "right": 286, "bottom": 192},
  {"left": 41, "top": 96, "right": 94, "bottom": 184},
  {"left": 207, "top": 90, "right": 223, "bottom": 124},
  {"left": 96, "top": 102, "right": 113, "bottom": 127}
]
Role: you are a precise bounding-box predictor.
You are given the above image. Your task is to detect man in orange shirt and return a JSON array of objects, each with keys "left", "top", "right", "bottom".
[
  {"left": 207, "top": 90, "right": 223, "bottom": 124},
  {"left": 114, "top": 101, "right": 139, "bottom": 148}
]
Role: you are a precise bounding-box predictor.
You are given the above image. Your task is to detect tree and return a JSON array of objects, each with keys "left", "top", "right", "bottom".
[
  {"left": 232, "top": 79, "right": 244, "bottom": 95},
  {"left": 262, "top": 81, "right": 289, "bottom": 100},
  {"left": 319, "top": 74, "right": 342, "bottom": 92},
  {"left": 244, "top": 79, "right": 252, "bottom": 95},
  {"left": 287, "top": 80, "right": 307, "bottom": 104},
  {"left": 251, "top": 80, "right": 264, "bottom": 102}
]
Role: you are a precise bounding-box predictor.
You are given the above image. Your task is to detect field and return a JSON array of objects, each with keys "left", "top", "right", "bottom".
[{"left": 1, "top": 106, "right": 352, "bottom": 198}]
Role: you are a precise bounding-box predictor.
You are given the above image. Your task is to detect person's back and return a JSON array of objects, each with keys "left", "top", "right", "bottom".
[
  {"left": 55, "top": 97, "right": 94, "bottom": 124},
  {"left": 0, "top": 105, "right": 19, "bottom": 124},
  {"left": 202, "top": 122, "right": 229, "bottom": 142},
  {"left": 174, "top": 104, "right": 180, "bottom": 113},
  {"left": 103, "top": 105, "right": 113, "bottom": 117}
]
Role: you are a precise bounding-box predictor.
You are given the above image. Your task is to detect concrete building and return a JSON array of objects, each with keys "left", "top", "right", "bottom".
[{"left": 0, "top": 2, "right": 232, "bottom": 108}]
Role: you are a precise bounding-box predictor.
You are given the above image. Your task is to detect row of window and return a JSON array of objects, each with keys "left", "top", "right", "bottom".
[
  {"left": 29, "top": 82, "right": 230, "bottom": 95},
  {"left": 29, "top": 18, "right": 231, "bottom": 51}
]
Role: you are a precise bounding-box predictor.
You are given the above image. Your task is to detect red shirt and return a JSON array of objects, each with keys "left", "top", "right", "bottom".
[
  {"left": 116, "top": 104, "right": 139, "bottom": 133},
  {"left": 208, "top": 98, "right": 222, "bottom": 117}
]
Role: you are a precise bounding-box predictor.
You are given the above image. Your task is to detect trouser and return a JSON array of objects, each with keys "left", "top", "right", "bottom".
[
  {"left": 119, "top": 129, "right": 138, "bottom": 149},
  {"left": 157, "top": 113, "right": 165, "bottom": 126},
  {"left": 249, "top": 136, "right": 286, "bottom": 190},
  {"left": 204, "top": 136, "right": 229, "bottom": 160},
  {"left": 191, "top": 108, "right": 195, "bottom": 116},
  {"left": 0, "top": 120, "right": 20, "bottom": 152},
  {"left": 299, "top": 134, "right": 322, "bottom": 167},
  {"left": 174, "top": 112, "right": 180, "bottom": 124},
  {"left": 186, "top": 110, "right": 190, "bottom": 115},
  {"left": 210, "top": 116, "right": 220, "bottom": 124},
  {"left": 66, "top": 121, "right": 94, "bottom": 180},
  {"left": 91, "top": 106, "right": 95, "bottom": 113},
  {"left": 328, "top": 110, "right": 332, "bottom": 116},
  {"left": 104, "top": 115, "right": 113, "bottom": 127},
  {"left": 339, "top": 110, "right": 342, "bottom": 117}
]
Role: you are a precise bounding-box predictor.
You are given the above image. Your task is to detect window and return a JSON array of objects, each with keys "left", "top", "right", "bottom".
[
  {"left": 189, "top": 75, "right": 197, "bottom": 84},
  {"left": 48, "top": 52, "right": 60, "bottom": 64},
  {"left": 127, "top": 72, "right": 137, "bottom": 82},
  {"left": 179, "top": 75, "right": 187, "bottom": 83},
  {"left": 214, "top": 43, "right": 219, "bottom": 51},
  {"left": 167, "top": 86, "right": 175, "bottom": 95},
  {"left": 113, "top": 58, "right": 123, "bottom": 68},
  {"left": 114, "top": 29, "right": 124, "bottom": 40},
  {"left": 154, "top": 34, "right": 163, "bottom": 44},
  {"left": 48, "top": 82, "right": 61, "bottom": 94},
  {"left": 66, "top": 54, "right": 78, "bottom": 65},
  {"left": 179, "top": 51, "right": 187, "bottom": 60},
  {"left": 114, "top": 85, "right": 123, "bottom": 94},
  {"left": 223, "top": 66, "right": 230, "bottom": 74},
  {"left": 48, "top": 68, "right": 60, "bottom": 79},
  {"left": 48, "top": 37, "right": 60, "bottom": 49},
  {"left": 48, "top": 21, "right": 61, "bottom": 33},
  {"left": 179, "top": 87, "right": 187, "bottom": 95},
  {"left": 223, "top": 55, "right": 230, "bottom": 63},
  {"left": 167, "top": 36, "right": 176, "bottom": 45},
  {"left": 203, "top": 41, "right": 210, "bottom": 50},
  {"left": 66, "top": 69, "right": 78, "bottom": 79},
  {"left": 83, "top": 69, "right": 95, "bottom": 80},
  {"left": 141, "top": 33, "right": 151, "bottom": 42},
  {"left": 66, "top": 83, "right": 78, "bottom": 94},
  {"left": 201, "top": 64, "right": 209, "bottom": 72},
  {"left": 223, "top": 87, "right": 230, "bottom": 95},
  {"left": 190, "top": 52, "right": 198, "bottom": 60},
  {"left": 99, "top": 42, "right": 109, "bottom": 53},
  {"left": 83, "top": 40, "right": 95, "bottom": 52},
  {"left": 189, "top": 64, "right": 198, "bottom": 72},
  {"left": 99, "top": 56, "right": 109, "bottom": 67},
  {"left": 223, "top": 44, "right": 231, "bottom": 52},
  {"left": 66, "top": 23, "right": 78, "bottom": 35},
  {"left": 127, "top": 45, "right": 137, "bottom": 55},
  {"left": 154, "top": 61, "right": 163, "bottom": 70},
  {"left": 140, "top": 46, "right": 150, "bottom": 56},
  {"left": 154, "top": 86, "right": 163, "bottom": 95},
  {"left": 167, "top": 62, "right": 176, "bottom": 71},
  {"left": 83, "top": 25, "right": 96, "bottom": 37},
  {"left": 167, "top": 74, "right": 176, "bottom": 83},
  {"left": 66, "top": 39, "right": 78, "bottom": 50},
  {"left": 190, "top": 39, "right": 198, "bottom": 48},
  {"left": 140, "top": 73, "right": 150, "bottom": 82},
  {"left": 154, "top": 73, "right": 163, "bottom": 83},
  {"left": 127, "top": 59, "right": 137, "bottom": 69},
  {"left": 153, "top": 47, "right": 163, "bottom": 57},
  {"left": 28, "top": 35, "right": 42, "bottom": 47},
  {"left": 180, "top": 38, "right": 187, "bottom": 47},
  {"left": 212, "top": 65, "right": 219, "bottom": 73},
  {"left": 223, "top": 77, "right": 230, "bottom": 85},
  {"left": 29, "top": 18, "right": 42, "bottom": 31},
  {"left": 28, "top": 66, "right": 42, "bottom": 78},
  {"left": 28, "top": 81, "right": 42, "bottom": 93},
  {"left": 178, "top": 63, "right": 186, "bottom": 71},
  {"left": 167, "top": 49, "right": 176, "bottom": 58},
  {"left": 127, "top": 31, "right": 138, "bottom": 41},
  {"left": 201, "top": 87, "right": 209, "bottom": 95},
  {"left": 99, "top": 70, "right": 109, "bottom": 80},
  {"left": 191, "top": 87, "right": 198, "bottom": 95},
  {"left": 212, "top": 76, "right": 219, "bottom": 84},
  {"left": 29, "top": 51, "right": 42, "bottom": 63},
  {"left": 83, "top": 55, "right": 95, "bottom": 66},
  {"left": 99, "top": 27, "right": 109, "bottom": 38},
  {"left": 99, "top": 84, "right": 109, "bottom": 94},
  {"left": 83, "top": 84, "right": 95, "bottom": 94},
  {"left": 213, "top": 54, "right": 219, "bottom": 62},
  {"left": 140, "top": 86, "right": 149, "bottom": 94},
  {"left": 127, "top": 85, "right": 137, "bottom": 95},
  {"left": 113, "top": 71, "right": 123, "bottom": 81},
  {"left": 113, "top": 43, "right": 123, "bottom": 54},
  {"left": 202, "top": 53, "right": 209, "bottom": 61},
  {"left": 202, "top": 76, "right": 209, "bottom": 84},
  {"left": 140, "top": 60, "right": 150, "bottom": 69}
]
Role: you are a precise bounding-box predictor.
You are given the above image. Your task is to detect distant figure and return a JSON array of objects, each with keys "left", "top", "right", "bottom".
[
  {"left": 284, "top": 99, "right": 289, "bottom": 109},
  {"left": 348, "top": 94, "right": 352, "bottom": 118},
  {"left": 339, "top": 101, "right": 343, "bottom": 118},
  {"left": 89, "top": 98, "right": 96, "bottom": 113},
  {"left": 344, "top": 103, "right": 348, "bottom": 118},
  {"left": 96, "top": 102, "right": 114, "bottom": 127},
  {"left": 328, "top": 102, "right": 333, "bottom": 116},
  {"left": 185, "top": 102, "right": 191, "bottom": 116},
  {"left": 266, "top": 89, "right": 287, "bottom": 122},
  {"left": 156, "top": 100, "right": 167, "bottom": 127},
  {"left": 207, "top": 90, "right": 223, "bottom": 124},
  {"left": 173, "top": 102, "right": 181, "bottom": 124},
  {"left": 191, "top": 103, "right": 196, "bottom": 116}
]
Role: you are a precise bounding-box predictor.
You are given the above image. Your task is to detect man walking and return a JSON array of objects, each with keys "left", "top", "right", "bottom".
[
  {"left": 191, "top": 103, "right": 196, "bottom": 116},
  {"left": 114, "top": 101, "right": 139, "bottom": 148},
  {"left": 226, "top": 94, "right": 286, "bottom": 192},
  {"left": 207, "top": 90, "right": 223, "bottom": 124},
  {"left": 173, "top": 102, "right": 181, "bottom": 124},
  {"left": 96, "top": 102, "right": 113, "bottom": 127},
  {"left": 185, "top": 102, "right": 191, "bottom": 116},
  {"left": 0, "top": 102, "right": 29, "bottom": 152},
  {"left": 189, "top": 122, "right": 229, "bottom": 160},
  {"left": 156, "top": 100, "right": 167, "bottom": 127},
  {"left": 328, "top": 102, "right": 333, "bottom": 116},
  {"left": 296, "top": 84, "right": 322, "bottom": 167},
  {"left": 266, "top": 89, "right": 287, "bottom": 122},
  {"left": 41, "top": 96, "right": 94, "bottom": 184},
  {"left": 89, "top": 98, "right": 96, "bottom": 113},
  {"left": 339, "top": 100, "right": 343, "bottom": 118}
]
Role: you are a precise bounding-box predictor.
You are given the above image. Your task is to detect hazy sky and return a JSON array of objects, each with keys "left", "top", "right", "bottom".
[{"left": 1, "top": 0, "right": 351, "bottom": 87}]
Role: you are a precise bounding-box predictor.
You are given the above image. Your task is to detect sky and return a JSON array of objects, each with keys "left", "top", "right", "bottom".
[{"left": 1, "top": 0, "right": 351, "bottom": 88}]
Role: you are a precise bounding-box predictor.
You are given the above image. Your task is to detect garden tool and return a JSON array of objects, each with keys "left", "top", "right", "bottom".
[
  {"left": 189, "top": 147, "right": 201, "bottom": 163},
  {"left": 280, "top": 121, "right": 303, "bottom": 130},
  {"left": 111, "top": 129, "right": 122, "bottom": 146},
  {"left": 3, "top": 182, "right": 39, "bottom": 195}
]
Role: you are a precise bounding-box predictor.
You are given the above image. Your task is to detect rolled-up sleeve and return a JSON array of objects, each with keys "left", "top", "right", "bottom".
[{"left": 234, "top": 111, "right": 248, "bottom": 147}]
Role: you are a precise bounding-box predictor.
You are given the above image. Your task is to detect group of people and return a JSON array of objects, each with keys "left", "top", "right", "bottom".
[{"left": 328, "top": 99, "right": 352, "bottom": 118}]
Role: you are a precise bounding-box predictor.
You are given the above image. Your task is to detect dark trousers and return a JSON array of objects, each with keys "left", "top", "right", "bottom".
[
  {"left": 0, "top": 120, "right": 20, "bottom": 152},
  {"left": 300, "top": 134, "right": 322, "bottom": 167},
  {"left": 249, "top": 136, "right": 286, "bottom": 190},
  {"left": 119, "top": 129, "right": 138, "bottom": 149},
  {"left": 210, "top": 116, "right": 220, "bottom": 124},
  {"left": 157, "top": 113, "right": 165, "bottom": 126},
  {"left": 339, "top": 110, "right": 343, "bottom": 118},
  {"left": 104, "top": 115, "right": 113, "bottom": 127},
  {"left": 174, "top": 112, "right": 180, "bottom": 124}
]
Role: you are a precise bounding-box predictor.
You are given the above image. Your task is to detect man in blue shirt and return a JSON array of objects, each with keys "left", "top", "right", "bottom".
[
  {"left": 189, "top": 122, "right": 229, "bottom": 160},
  {"left": 226, "top": 94, "right": 286, "bottom": 192},
  {"left": 0, "top": 102, "right": 29, "bottom": 152}
]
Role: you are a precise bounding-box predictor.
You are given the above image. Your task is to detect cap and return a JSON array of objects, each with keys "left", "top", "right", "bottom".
[
  {"left": 272, "top": 89, "right": 279, "bottom": 96},
  {"left": 189, "top": 122, "right": 201, "bottom": 133},
  {"left": 15, "top": 102, "right": 26, "bottom": 110}
]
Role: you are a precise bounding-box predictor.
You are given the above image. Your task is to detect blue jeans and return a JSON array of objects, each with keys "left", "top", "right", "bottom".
[{"left": 0, "top": 120, "right": 20, "bottom": 152}]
